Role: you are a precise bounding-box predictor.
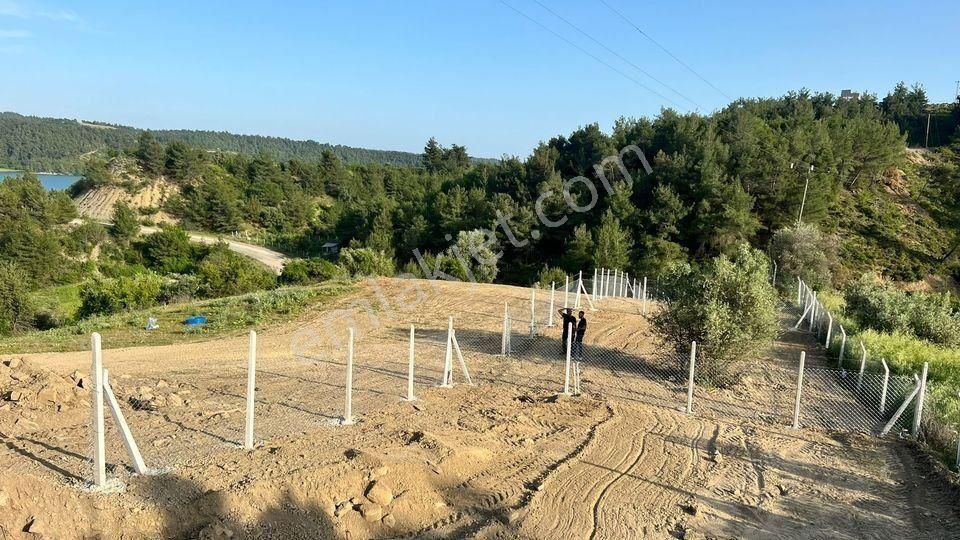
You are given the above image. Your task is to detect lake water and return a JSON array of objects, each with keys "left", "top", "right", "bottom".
[{"left": 0, "top": 171, "right": 82, "bottom": 190}]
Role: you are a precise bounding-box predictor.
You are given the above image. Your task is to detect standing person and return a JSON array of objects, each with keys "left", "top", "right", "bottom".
[
  {"left": 574, "top": 311, "right": 587, "bottom": 360},
  {"left": 558, "top": 307, "right": 576, "bottom": 356}
]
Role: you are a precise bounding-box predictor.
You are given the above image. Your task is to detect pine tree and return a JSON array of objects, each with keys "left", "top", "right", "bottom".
[{"left": 593, "top": 210, "right": 632, "bottom": 269}]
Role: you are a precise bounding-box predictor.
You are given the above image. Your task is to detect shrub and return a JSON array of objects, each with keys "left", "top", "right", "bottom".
[
  {"left": 537, "top": 267, "right": 568, "bottom": 289},
  {"left": 280, "top": 258, "right": 343, "bottom": 285},
  {"left": 653, "top": 244, "right": 780, "bottom": 387},
  {"left": 843, "top": 276, "right": 960, "bottom": 346},
  {"left": 0, "top": 262, "right": 34, "bottom": 336},
  {"left": 138, "top": 226, "right": 198, "bottom": 274},
  {"left": 770, "top": 223, "right": 836, "bottom": 293},
  {"left": 159, "top": 273, "right": 202, "bottom": 304},
  {"left": 338, "top": 247, "right": 396, "bottom": 277},
  {"left": 78, "top": 272, "right": 163, "bottom": 317},
  {"left": 196, "top": 247, "right": 276, "bottom": 298}
]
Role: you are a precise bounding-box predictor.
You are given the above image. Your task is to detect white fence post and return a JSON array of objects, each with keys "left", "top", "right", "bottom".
[
  {"left": 591, "top": 268, "right": 597, "bottom": 300},
  {"left": 501, "top": 302, "right": 508, "bottom": 356},
  {"left": 564, "top": 275, "right": 570, "bottom": 308},
  {"left": 686, "top": 341, "right": 697, "bottom": 414},
  {"left": 641, "top": 277, "right": 648, "bottom": 315},
  {"left": 548, "top": 282, "right": 556, "bottom": 327},
  {"left": 244, "top": 330, "right": 257, "bottom": 450},
  {"left": 912, "top": 362, "right": 929, "bottom": 439},
  {"left": 881, "top": 374, "right": 922, "bottom": 436},
  {"left": 824, "top": 313, "right": 833, "bottom": 349},
  {"left": 529, "top": 286, "right": 536, "bottom": 337},
  {"left": 792, "top": 351, "right": 806, "bottom": 429},
  {"left": 103, "top": 369, "right": 147, "bottom": 474},
  {"left": 838, "top": 326, "right": 847, "bottom": 368},
  {"left": 772, "top": 261, "right": 778, "bottom": 287},
  {"left": 563, "top": 322, "right": 573, "bottom": 395},
  {"left": 407, "top": 325, "right": 416, "bottom": 401},
  {"left": 575, "top": 271, "right": 582, "bottom": 308},
  {"left": 343, "top": 328, "right": 355, "bottom": 425},
  {"left": 796, "top": 277, "right": 802, "bottom": 304},
  {"left": 91, "top": 332, "right": 106, "bottom": 488},
  {"left": 880, "top": 359, "right": 890, "bottom": 413},
  {"left": 450, "top": 330, "right": 473, "bottom": 385},
  {"left": 857, "top": 341, "right": 867, "bottom": 392},
  {"left": 443, "top": 317, "right": 454, "bottom": 387}
]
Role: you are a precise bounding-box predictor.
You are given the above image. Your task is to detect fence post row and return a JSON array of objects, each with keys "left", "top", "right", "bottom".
[
  {"left": 686, "top": 341, "right": 697, "bottom": 414},
  {"left": 245, "top": 330, "right": 257, "bottom": 450},
  {"left": 792, "top": 351, "right": 806, "bottom": 429}
]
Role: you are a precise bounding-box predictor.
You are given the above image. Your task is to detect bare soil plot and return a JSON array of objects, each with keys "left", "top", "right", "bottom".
[{"left": 1, "top": 278, "right": 958, "bottom": 538}]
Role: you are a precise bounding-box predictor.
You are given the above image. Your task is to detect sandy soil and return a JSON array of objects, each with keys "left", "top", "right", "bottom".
[
  {"left": 74, "top": 179, "right": 178, "bottom": 224},
  {"left": 1, "top": 278, "right": 958, "bottom": 539}
]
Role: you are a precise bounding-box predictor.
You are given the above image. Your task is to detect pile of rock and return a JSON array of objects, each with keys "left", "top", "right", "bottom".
[
  {"left": 122, "top": 379, "right": 190, "bottom": 411},
  {"left": 334, "top": 477, "right": 398, "bottom": 528},
  {"left": 0, "top": 358, "right": 89, "bottom": 414}
]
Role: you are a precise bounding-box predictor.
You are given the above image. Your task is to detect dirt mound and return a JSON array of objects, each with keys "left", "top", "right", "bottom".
[
  {"left": 73, "top": 179, "right": 178, "bottom": 224},
  {"left": 0, "top": 357, "right": 88, "bottom": 435}
]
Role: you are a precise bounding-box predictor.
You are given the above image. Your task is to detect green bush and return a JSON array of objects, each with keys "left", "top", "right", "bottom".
[
  {"left": 537, "top": 267, "right": 568, "bottom": 289},
  {"left": 138, "top": 226, "right": 198, "bottom": 274},
  {"left": 280, "top": 258, "right": 343, "bottom": 285},
  {"left": 856, "top": 329, "right": 960, "bottom": 384},
  {"left": 770, "top": 223, "right": 836, "bottom": 293},
  {"left": 196, "top": 247, "right": 276, "bottom": 298},
  {"left": 844, "top": 276, "right": 960, "bottom": 346},
  {"left": 338, "top": 247, "right": 395, "bottom": 277},
  {"left": 0, "top": 262, "right": 34, "bottom": 336},
  {"left": 159, "top": 274, "right": 202, "bottom": 304},
  {"left": 653, "top": 244, "right": 780, "bottom": 387},
  {"left": 78, "top": 272, "right": 163, "bottom": 317}
]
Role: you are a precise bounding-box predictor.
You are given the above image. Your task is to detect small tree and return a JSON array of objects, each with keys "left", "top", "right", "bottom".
[
  {"left": 653, "top": 244, "right": 780, "bottom": 387},
  {"left": 770, "top": 223, "right": 836, "bottom": 292},
  {"left": 338, "top": 247, "right": 396, "bottom": 277},
  {"left": 444, "top": 229, "right": 499, "bottom": 283},
  {"left": 0, "top": 262, "right": 33, "bottom": 335},
  {"left": 593, "top": 210, "right": 631, "bottom": 270},
  {"left": 111, "top": 201, "right": 140, "bottom": 243}
]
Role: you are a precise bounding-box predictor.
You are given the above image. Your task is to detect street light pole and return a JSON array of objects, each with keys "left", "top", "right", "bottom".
[{"left": 793, "top": 163, "right": 814, "bottom": 225}]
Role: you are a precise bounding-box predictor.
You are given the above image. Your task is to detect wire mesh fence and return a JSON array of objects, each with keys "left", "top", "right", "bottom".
[{"left": 55, "top": 275, "right": 959, "bottom": 491}]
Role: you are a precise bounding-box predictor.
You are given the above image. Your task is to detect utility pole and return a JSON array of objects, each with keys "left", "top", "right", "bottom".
[
  {"left": 925, "top": 112, "right": 931, "bottom": 148},
  {"left": 792, "top": 162, "right": 814, "bottom": 225}
]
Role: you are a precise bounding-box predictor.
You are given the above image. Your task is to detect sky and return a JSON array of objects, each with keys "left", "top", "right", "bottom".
[{"left": 1, "top": 0, "right": 958, "bottom": 158}]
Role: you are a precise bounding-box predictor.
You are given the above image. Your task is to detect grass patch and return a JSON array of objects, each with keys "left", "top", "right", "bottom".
[
  {"left": 31, "top": 283, "right": 83, "bottom": 319},
  {"left": 0, "top": 281, "right": 353, "bottom": 353}
]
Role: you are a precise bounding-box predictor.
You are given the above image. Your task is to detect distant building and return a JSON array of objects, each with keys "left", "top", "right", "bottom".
[
  {"left": 840, "top": 89, "right": 860, "bottom": 101},
  {"left": 320, "top": 241, "right": 340, "bottom": 257}
]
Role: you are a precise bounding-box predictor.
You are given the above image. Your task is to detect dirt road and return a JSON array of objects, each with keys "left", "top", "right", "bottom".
[
  {"left": 140, "top": 226, "right": 288, "bottom": 274},
  {"left": 1, "top": 279, "right": 957, "bottom": 538}
]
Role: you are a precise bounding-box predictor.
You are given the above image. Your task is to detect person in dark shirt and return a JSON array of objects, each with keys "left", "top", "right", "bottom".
[
  {"left": 559, "top": 307, "right": 576, "bottom": 355},
  {"left": 574, "top": 311, "right": 587, "bottom": 360}
]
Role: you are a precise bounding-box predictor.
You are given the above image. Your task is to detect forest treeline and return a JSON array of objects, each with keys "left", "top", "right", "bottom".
[
  {"left": 74, "top": 83, "right": 956, "bottom": 287},
  {"left": 2, "top": 83, "right": 959, "bottom": 336},
  {"left": 0, "top": 112, "right": 430, "bottom": 172}
]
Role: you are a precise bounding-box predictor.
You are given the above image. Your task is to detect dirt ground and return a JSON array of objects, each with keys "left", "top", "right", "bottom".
[{"left": 1, "top": 278, "right": 958, "bottom": 539}]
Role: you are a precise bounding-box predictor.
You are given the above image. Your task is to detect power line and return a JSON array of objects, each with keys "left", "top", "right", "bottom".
[
  {"left": 530, "top": 0, "right": 702, "bottom": 111},
  {"left": 598, "top": 0, "right": 733, "bottom": 102},
  {"left": 498, "top": 0, "right": 686, "bottom": 111}
]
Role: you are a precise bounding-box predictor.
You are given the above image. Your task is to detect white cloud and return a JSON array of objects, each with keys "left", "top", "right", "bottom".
[
  {"left": 0, "top": 1, "right": 78, "bottom": 23},
  {"left": 37, "top": 8, "right": 76, "bottom": 22},
  {"left": 0, "top": 29, "right": 29, "bottom": 37}
]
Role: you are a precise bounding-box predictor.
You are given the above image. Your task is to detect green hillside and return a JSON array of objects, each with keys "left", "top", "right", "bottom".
[{"left": 0, "top": 112, "right": 427, "bottom": 172}]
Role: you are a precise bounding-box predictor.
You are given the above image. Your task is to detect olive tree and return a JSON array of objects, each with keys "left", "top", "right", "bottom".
[{"left": 653, "top": 244, "right": 780, "bottom": 387}]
